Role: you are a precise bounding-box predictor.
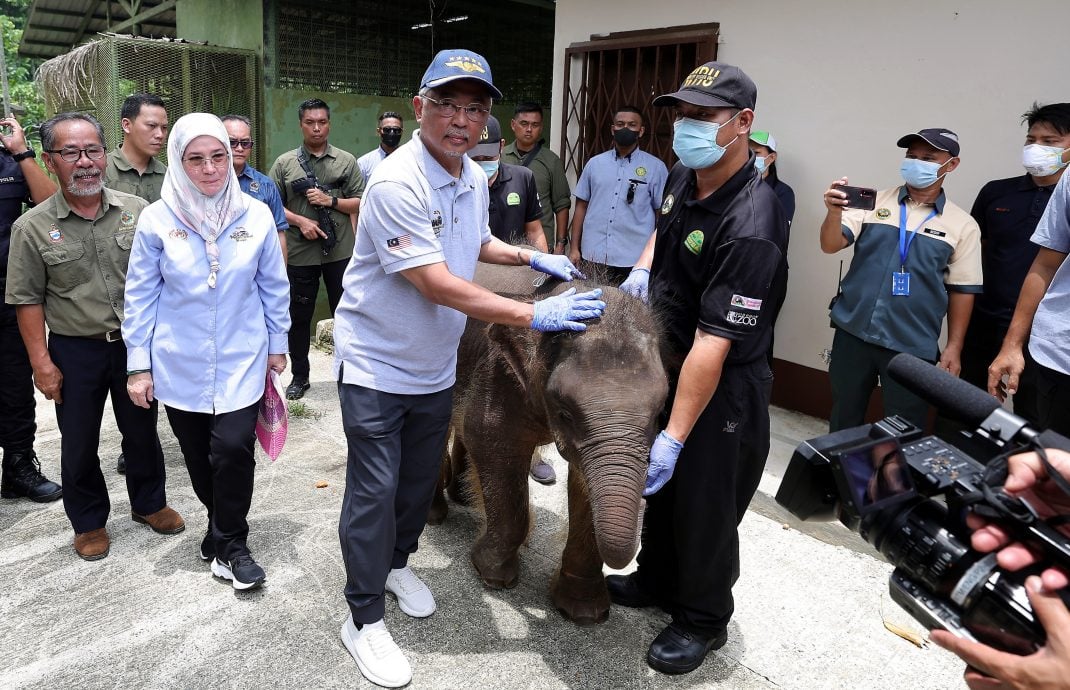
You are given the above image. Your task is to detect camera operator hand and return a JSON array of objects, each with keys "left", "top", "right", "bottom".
[{"left": 931, "top": 448, "right": 1070, "bottom": 690}]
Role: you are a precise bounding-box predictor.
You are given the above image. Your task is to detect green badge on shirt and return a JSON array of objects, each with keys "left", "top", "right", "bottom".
[
  {"left": 507, "top": 192, "right": 521, "bottom": 206},
  {"left": 684, "top": 230, "right": 704, "bottom": 255}
]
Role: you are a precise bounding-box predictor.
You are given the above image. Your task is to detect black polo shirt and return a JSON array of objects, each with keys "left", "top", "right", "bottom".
[
  {"left": 650, "top": 157, "right": 788, "bottom": 365},
  {"left": 488, "top": 162, "right": 541, "bottom": 244},
  {"left": 971, "top": 174, "right": 1056, "bottom": 326},
  {"left": 0, "top": 151, "right": 30, "bottom": 287}
]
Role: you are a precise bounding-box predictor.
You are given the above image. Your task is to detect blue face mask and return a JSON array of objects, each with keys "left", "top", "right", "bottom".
[
  {"left": 672, "top": 113, "right": 740, "bottom": 170},
  {"left": 900, "top": 158, "right": 949, "bottom": 189},
  {"left": 477, "top": 160, "right": 500, "bottom": 179},
  {"left": 754, "top": 156, "right": 768, "bottom": 175}
]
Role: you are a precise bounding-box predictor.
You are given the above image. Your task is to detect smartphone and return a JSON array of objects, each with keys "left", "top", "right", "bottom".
[{"left": 833, "top": 184, "right": 877, "bottom": 211}]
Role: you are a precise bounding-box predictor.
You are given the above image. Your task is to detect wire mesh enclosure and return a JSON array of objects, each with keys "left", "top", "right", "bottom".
[
  {"left": 272, "top": 0, "right": 555, "bottom": 108},
  {"left": 36, "top": 35, "right": 262, "bottom": 167}
]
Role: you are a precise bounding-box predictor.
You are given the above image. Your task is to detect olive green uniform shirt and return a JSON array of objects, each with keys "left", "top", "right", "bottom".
[
  {"left": 104, "top": 149, "right": 167, "bottom": 203},
  {"left": 269, "top": 144, "right": 364, "bottom": 266},
  {"left": 5, "top": 188, "right": 147, "bottom": 336},
  {"left": 502, "top": 140, "right": 572, "bottom": 248}
]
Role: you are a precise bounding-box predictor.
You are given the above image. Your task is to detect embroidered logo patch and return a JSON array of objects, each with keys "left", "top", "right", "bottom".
[
  {"left": 249, "top": 181, "right": 260, "bottom": 193},
  {"left": 876, "top": 207, "right": 892, "bottom": 220},
  {"left": 387, "top": 235, "right": 413, "bottom": 252},
  {"left": 684, "top": 230, "right": 704, "bottom": 255},
  {"left": 726, "top": 310, "right": 758, "bottom": 326},
  {"left": 731, "top": 294, "right": 763, "bottom": 311},
  {"left": 635, "top": 166, "right": 647, "bottom": 177},
  {"left": 723, "top": 420, "right": 739, "bottom": 433},
  {"left": 661, "top": 194, "right": 675, "bottom": 215},
  {"left": 48, "top": 225, "right": 62, "bottom": 243},
  {"left": 169, "top": 228, "right": 189, "bottom": 240},
  {"left": 507, "top": 192, "right": 521, "bottom": 206},
  {"left": 119, "top": 210, "right": 135, "bottom": 228},
  {"left": 230, "top": 229, "right": 252, "bottom": 242}
]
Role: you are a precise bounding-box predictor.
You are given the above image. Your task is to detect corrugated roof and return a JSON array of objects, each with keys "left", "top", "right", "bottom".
[{"left": 19, "top": 0, "right": 177, "bottom": 58}]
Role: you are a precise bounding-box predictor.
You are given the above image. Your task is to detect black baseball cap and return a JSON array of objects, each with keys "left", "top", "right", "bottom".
[
  {"left": 896, "top": 128, "right": 960, "bottom": 157},
  {"left": 652, "top": 61, "right": 757, "bottom": 110},
  {"left": 470, "top": 115, "right": 503, "bottom": 158}
]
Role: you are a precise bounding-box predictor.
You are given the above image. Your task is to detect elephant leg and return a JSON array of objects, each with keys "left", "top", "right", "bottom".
[
  {"left": 425, "top": 439, "right": 450, "bottom": 526},
  {"left": 550, "top": 467, "right": 610, "bottom": 625},
  {"left": 446, "top": 436, "right": 472, "bottom": 506},
  {"left": 470, "top": 446, "right": 533, "bottom": 590}
]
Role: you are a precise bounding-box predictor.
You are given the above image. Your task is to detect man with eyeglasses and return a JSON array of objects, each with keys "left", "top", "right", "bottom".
[
  {"left": 502, "top": 102, "right": 572, "bottom": 252},
  {"left": 269, "top": 98, "right": 364, "bottom": 400},
  {"left": 567, "top": 105, "right": 668, "bottom": 284},
  {"left": 614, "top": 62, "right": 788, "bottom": 674},
  {"left": 104, "top": 92, "right": 168, "bottom": 204},
  {"left": 358, "top": 111, "right": 404, "bottom": 184},
  {"left": 221, "top": 115, "right": 289, "bottom": 261},
  {"left": 6, "top": 113, "right": 183, "bottom": 562},
  {"left": 333, "top": 49, "right": 602, "bottom": 687}
]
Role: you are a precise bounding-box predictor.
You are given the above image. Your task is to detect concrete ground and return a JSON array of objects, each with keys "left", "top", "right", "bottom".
[{"left": 0, "top": 343, "right": 968, "bottom": 689}]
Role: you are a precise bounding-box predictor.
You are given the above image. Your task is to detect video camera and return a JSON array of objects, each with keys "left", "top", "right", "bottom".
[
  {"left": 290, "top": 177, "right": 338, "bottom": 254},
  {"left": 776, "top": 353, "right": 1070, "bottom": 655}
]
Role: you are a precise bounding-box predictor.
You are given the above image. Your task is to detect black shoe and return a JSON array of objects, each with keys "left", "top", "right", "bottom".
[
  {"left": 199, "top": 531, "right": 214, "bottom": 562},
  {"left": 1, "top": 450, "right": 62, "bottom": 503},
  {"left": 606, "top": 573, "right": 657, "bottom": 608},
  {"left": 116, "top": 453, "right": 126, "bottom": 474},
  {"left": 285, "top": 375, "right": 310, "bottom": 400},
  {"left": 212, "top": 553, "right": 266, "bottom": 591},
  {"left": 647, "top": 623, "right": 727, "bottom": 675}
]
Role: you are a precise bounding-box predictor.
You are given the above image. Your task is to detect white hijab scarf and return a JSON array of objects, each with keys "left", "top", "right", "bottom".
[{"left": 160, "top": 113, "right": 249, "bottom": 288}]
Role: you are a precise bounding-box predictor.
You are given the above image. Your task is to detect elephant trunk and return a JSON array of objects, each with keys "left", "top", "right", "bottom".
[{"left": 577, "top": 436, "right": 648, "bottom": 569}]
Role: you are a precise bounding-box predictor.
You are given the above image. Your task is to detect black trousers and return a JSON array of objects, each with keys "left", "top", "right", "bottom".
[
  {"left": 0, "top": 306, "right": 36, "bottom": 453},
  {"left": 287, "top": 259, "right": 347, "bottom": 377},
  {"left": 959, "top": 318, "right": 1039, "bottom": 423},
  {"left": 49, "top": 334, "right": 167, "bottom": 533},
  {"left": 166, "top": 402, "right": 259, "bottom": 562},
  {"left": 828, "top": 328, "right": 929, "bottom": 432},
  {"left": 337, "top": 380, "right": 453, "bottom": 624},
  {"left": 636, "top": 358, "right": 773, "bottom": 636},
  {"left": 580, "top": 260, "right": 632, "bottom": 287},
  {"left": 1035, "top": 361, "right": 1070, "bottom": 437}
]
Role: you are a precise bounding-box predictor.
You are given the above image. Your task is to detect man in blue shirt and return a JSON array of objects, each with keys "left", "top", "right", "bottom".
[
  {"left": 567, "top": 106, "right": 668, "bottom": 284},
  {"left": 357, "top": 112, "right": 404, "bottom": 184},
  {"left": 222, "top": 115, "right": 289, "bottom": 262}
]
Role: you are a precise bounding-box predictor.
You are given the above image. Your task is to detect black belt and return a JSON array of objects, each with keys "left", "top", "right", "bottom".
[{"left": 83, "top": 329, "right": 123, "bottom": 342}]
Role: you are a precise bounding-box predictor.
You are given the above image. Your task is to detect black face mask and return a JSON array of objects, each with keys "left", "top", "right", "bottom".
[
  {"left": 381, "top": 129, "right": 402, "bottom": 148},
  {"left": 613, "top": 128, "right": 639, "bottom": 147}
]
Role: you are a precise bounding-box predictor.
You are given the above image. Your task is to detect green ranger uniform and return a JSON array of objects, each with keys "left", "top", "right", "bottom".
[
  {"left": 5, "top": 188, "right": 146, "bottom": 335},
  {"left": 269, "top": 144, "right": 364, "bottom": 266},
  {"left": 103, "top": 149, "right": 167, "bottom": 203},
  {"left": 502, "top": 139, "right": 572, "bottom": 249}
]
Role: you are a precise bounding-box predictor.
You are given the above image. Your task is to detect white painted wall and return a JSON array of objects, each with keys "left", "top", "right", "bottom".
[{"left": 551, "top": 0, "right": 1070, "bottom": 373}]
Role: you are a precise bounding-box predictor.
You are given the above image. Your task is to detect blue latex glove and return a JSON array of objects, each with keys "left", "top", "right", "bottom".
[
  {"left": 531, "top": 287, "right": 605, "bottom": 332},
  {"left": 619, "top": 267, "right": 650, "bottom": 302},
  {"left": 643, "top": 430, "right": 683, "bottom": 496},
  {"left": 530, "top": 252, "right": 587, "bottom": 281}
]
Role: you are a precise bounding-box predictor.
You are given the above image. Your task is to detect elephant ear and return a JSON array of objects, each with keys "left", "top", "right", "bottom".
[{"left": 486, "top": 323, "right": 542, "bottom": 396}]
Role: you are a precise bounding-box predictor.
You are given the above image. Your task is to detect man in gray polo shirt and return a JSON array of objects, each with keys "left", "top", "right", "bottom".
[{"left": 332, "top": 49, "right": 604, "bottom": 688}]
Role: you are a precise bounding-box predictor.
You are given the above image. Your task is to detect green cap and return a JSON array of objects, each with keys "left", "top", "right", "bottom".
[{"left": 749, "top": 130, "right": 777, "bottom": 151}]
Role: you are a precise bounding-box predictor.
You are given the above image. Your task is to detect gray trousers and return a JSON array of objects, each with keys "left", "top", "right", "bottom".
[{"left": 337, "top": 380, "right": 453, "bottom": 624}]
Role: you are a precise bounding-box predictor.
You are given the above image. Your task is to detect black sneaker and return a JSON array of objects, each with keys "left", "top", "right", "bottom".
[
  {"left": 285, "top": 375, "right": 310, "bottom": 400},
  {"left": 212, "top": 553, "right": 266, "bottom": 591},
  {"left": 199, "top": 531, "right": 214, "bottom": 561},
  {"left": 1, "top": 451, "right": 62, "bottom": 503},
  {"left": 647, "top": 622, "right": 728, "bottom": 675},
  {"left": 116, "top": 453, "right": 126, "bottom": 474}
]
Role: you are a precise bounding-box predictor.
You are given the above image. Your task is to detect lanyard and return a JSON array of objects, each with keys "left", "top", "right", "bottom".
[{"left": 898, "top": 202, "right": 937, "bottom": 270}]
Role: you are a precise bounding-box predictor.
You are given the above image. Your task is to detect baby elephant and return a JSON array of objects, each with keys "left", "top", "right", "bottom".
[{"left": 439, "top": 262, "right": 668, "bottom": 625}]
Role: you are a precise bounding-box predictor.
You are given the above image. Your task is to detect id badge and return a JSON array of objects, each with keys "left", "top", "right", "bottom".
[{"left": 892, "top": 271, "right": 911, "bottom": 296}]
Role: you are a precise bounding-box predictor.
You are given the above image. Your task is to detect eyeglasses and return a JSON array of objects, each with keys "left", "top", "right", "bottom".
[
  {"left": 380, "top": 127, "right": 402, "bottom": 135},
  {"left": 422, "top": 96, "right": 491, "bottom": 123},
  {"left": 182, "top": 152, "right": 229, "bottom": 170},
  {"left": 228, "top": 138, "right": 254, "bottom": 149},
  {"left": 45, "top": 146, "right": 106, "bottom": 162}
]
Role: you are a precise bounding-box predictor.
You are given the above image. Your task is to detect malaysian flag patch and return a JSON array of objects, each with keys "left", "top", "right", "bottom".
[{"left": 386, "top": 235, "right": 413, "bottom": 252}]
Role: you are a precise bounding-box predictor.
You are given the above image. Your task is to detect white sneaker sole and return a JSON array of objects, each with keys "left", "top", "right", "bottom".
[
  {"left": 340, "top": 618, "right": 411, "bottom": 688},
  {"left": 211, "top": 558, "right": 265, "bottom": 591}
]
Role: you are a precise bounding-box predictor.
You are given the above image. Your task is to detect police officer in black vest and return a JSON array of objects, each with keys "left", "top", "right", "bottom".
[{"left": 0, "top": 116, "right": 62, "bottom": 502}]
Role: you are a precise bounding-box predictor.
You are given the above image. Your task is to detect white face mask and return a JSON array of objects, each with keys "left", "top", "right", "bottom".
[{"left": 1022, "top": 144, "right": 1069, "bottom": 177}]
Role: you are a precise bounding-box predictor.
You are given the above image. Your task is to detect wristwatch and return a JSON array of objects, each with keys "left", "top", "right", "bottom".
[
  {"left": 555, "top": 237, "right": 569, "bottom": 246},
  {"left": 331, "top": 195, "right": 338, "bottom": 209},
  {"left": 11, "top": 149, "right": 35, "bottom": 162}
]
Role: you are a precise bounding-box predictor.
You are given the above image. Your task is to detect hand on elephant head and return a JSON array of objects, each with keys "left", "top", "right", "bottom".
[
  {"left": 529, "top": 252, "right": 587, "bottom": 281},
  {"left": 531, "top": 287, "right": 606, "bottom": 332}
]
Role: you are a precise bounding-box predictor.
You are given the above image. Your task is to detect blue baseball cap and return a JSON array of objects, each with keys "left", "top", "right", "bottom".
[{"left": 420, "top": 49, "right": 502, "bottom": 100}]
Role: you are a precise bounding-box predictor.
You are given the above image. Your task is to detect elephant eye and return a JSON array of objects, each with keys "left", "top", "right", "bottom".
[{"left": 557, "top": 409, "right": 574, "bottom": 426}]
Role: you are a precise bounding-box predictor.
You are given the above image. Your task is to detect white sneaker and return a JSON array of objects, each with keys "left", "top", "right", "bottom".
[
  {"left": 385, "top": 566, "right": 437, "bottom": 618},
  {"left": 340, "top": 615, "right": 412, "bottom": 688}
]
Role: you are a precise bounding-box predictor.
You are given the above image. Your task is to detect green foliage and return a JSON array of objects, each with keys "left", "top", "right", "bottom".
[{"left": 1, "top": 0, "right": 47, "bottom": 135}]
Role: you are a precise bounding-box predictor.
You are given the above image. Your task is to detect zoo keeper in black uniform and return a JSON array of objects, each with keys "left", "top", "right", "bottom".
[{"left": 614, "top": 61, "right": 789, "bottom": 675}]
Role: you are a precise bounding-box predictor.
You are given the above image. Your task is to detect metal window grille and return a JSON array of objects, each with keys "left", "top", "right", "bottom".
[
  {"left": 36, "top": 35, "right": 262, "bottom": 167},
  {"left": 272, "top": 0, "right": 554, "bottom": 107}
]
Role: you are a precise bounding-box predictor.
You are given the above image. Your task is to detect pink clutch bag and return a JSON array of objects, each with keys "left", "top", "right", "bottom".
[{"left": 256, "top": 370, "right": 288, "bottom": 461}]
